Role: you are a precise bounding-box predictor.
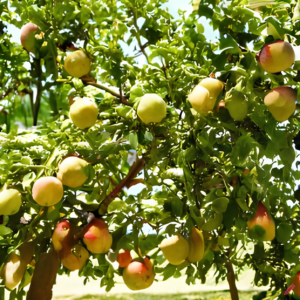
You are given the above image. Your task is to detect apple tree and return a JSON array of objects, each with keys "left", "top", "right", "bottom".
[{"left": 1, "top": 0, "right": 300, "bottom": 299}]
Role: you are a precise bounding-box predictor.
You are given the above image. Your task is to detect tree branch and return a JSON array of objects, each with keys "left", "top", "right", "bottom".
[
  {"left": 98, "top": 158, "right": 145, "bottom": 215},
  {"left": 86, "top": 82, "right": 132, "bottom": 106},
  {"left": 225, "top": 248, "right": 239, "bottom": 300},
  {"left": 33, "top": 59, "right": 43, "bottom": 126},
  {"left": 131, "top": 8, "right": 149, "bottom": 63}
]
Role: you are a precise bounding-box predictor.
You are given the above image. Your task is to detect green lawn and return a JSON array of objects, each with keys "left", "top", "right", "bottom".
[{"left": 54, "top": 291, "right": 261, "bottom": 300}]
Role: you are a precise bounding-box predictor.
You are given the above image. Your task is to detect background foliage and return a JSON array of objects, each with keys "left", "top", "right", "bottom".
[{"left": 1, "top": 0, "right": 300, "bottom": 299}]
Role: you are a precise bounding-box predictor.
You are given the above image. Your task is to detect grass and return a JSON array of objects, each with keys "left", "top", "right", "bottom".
[{"left": 54, "top": 290, "right": 261, "bottom": 300}]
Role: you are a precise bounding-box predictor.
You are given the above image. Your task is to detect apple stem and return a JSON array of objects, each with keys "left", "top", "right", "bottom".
[{"left": 98, "top": 158, "right": 145, "bottom": 215}]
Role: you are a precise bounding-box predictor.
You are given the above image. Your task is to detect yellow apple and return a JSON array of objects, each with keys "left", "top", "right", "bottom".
[
  {"left": 64, "top": 50, "right": 91, "bottom": 78},
  {"left": 137, "top": 94, "right": 167, "bottom": 124},
  {"left": 61, "top": 244, "right": 89, "bottom": 271},
  {"left": 159, "top": 233, "right": 189, "bottom": 265},
  {"left": 0, "top": 189, "right": 22, "bottom": 215},
  {"left": 264, "top": 86, "right": 296, "bottom": 122},
  {"left": 57, "top": 157, "right": 88, "bottom": 188},
  {"left": 32, "top": 177, "right": 63, "bottom": 207},
  {"left": 69, "top": 97, "right": 98, "bottom": 129}
]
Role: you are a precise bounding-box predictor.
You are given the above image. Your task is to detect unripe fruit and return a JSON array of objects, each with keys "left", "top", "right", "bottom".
[
  {"left": 32, "top": 177, "right": 63, "bottom": 207},
  {"left": 292, "top": 272, "right": 300, "bottom": 295},
  {"left": 0, "top": 189, "right": 22, "bottom": 215},
  {"left": 187, "top": 227, "right": 205, "bottom": 263},
  {"left": 137, "top": 94, "right": 167, "bottom": 124},
  {"left": 61, "top": 244, "right": 89, "bottom": 271},
  {"left": 264, "top": 87, "right": 296, "bottom": 122},
  {"left": 225, "top": 90, "right": 248, "bottom": 121},
  {"left": 69, "top": 97, "right": 98, "bottom": 129},
  {"left": 64, "top": 50, "right": 91, "bottom": 78},
  {"left": 257, "top": 41, "right": 295, "bottom": 73},
  {"left": 83, "top": 218, "right": 112, "bottom": 254},
  {"left": 20, "top": 22, "right": 39, "bottom": 53},
  {"left": 247, "top": 202, "right": 275, "bottom": 241},
  {"left": 117, "top": 249, "right": 132, "bottom": 268},
  {"left": 57, "top": 157, "right": 88, "bottom": 188},
  {"left": 122, "top": 257, "right": 155, "bottom": 290},
  {"left": 159, "top": 233, "right": 189, "bottom": 265}
]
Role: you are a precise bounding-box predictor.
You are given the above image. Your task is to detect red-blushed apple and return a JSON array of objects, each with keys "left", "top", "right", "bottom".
[
  {"left": 83, "top": 218, "right": 112, "bottom": 254},
  {"left": 61, "top": 244, "right": 89, "bottom": 271},
  {"left": 264, "top": 86, "right": 296, "bottom": 122},
  {"left": 257, "top": 41, "right": 295, "bottom": 73},
  {"left": 247, "top": 202, "right": 275, "bottom": 241},
  {"left": 32, "top": 177, "right": 63, "bottom": 207},
  {"left": 122, "top": 257, "right": 155, "bottom": 290},
  {"left": 20, "top": 22, "right": 39, "bottom": 53},
  {"left": 117, "top": 249, "right": 132, "bottom": 268},
  {"left": 291, "top": 272, "right": 300, "bottom": 295},
  {"left": 52, "top": 220, "right": 77, "bottom": 258}
]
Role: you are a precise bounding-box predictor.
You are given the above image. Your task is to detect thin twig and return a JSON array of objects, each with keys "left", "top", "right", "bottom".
[{"left": 86, "top": 82, "right": 132, "bottom": 106}]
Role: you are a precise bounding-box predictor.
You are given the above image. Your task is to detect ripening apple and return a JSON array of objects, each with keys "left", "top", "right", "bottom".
[
  {"left": 57, "top": 157, "right": 88, "bottom": 188},
  {"left": 69, "top": 97, "right": 98, "bottom": 129},
  {"left": 137, "top": 94, "right": 167, "bottom": 124},
  {"left": 1, "top": 242, "right": 34, "bottom": 290},
  {"left": 32, "top": 177, "right": 63, "bottom": 207},
  {"left": 291, "top": 272, "right": 300, "bottom": 295},
  {"left": 122, "top": 257, "right": 155, "bottom": 290},
  {"left": 159, "top": 233, "right": 189, "bottom": 265},
  {"left": 117, "top": 249, "right": 132, "bottom": 268},
  {"left": 64, "top": 50, "right": 91, "bottom": 78},
  {"left": 257, "top": 41, "right": 295, "bottom": 73},
  {"left": 61, "top": 244, "right": 89, "bottom": 271},
  {"left": 264, "top": 87, "right": 296, "bottom": 122},
  {"left": 0, "top": 189, "right": 22, "bottom": 215},
  {"left": 83, "top": 218, "right": 112, "bottom": 254},
  {"left": 52, "top": 220, "right": 77, "bottom": 257},
  {"left": 225, "top": 89, "right": 248, "bottom": 121},
  {"left": 247, "top": 202, "right": 275, "bottom": 241},
  {"left": 20, "top": 22, "right": 39, "bottom": 53},
  {"left": 188, "top": 78, "right": 224, "bottom": 115}
]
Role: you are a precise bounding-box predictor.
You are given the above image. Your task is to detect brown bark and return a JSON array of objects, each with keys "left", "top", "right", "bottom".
[
  {"left": 225, "top": 260, "right": 239, "bottom": 300},
  {"left": 98, "top": 158, "right": 145, "bottom": 215}
]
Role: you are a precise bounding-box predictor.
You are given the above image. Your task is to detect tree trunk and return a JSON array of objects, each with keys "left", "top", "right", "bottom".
[{"left": 226, "top": 260, "right": 239, "bottom": 300}]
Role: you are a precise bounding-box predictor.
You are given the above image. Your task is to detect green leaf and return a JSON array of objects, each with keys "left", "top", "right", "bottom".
[
  {"left": 0, "top": 225, "right": 12, "bottom": 236},
  {"left": 276, "top": 222, "right": 293, "bottom": 243},
  {"left": 211, "top": 197, "right": 229, "bottom": 213}
]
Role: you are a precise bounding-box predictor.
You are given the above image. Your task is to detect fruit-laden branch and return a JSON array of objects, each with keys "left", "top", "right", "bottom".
[
  {"left": 86, "top": 82, "right": 132, "bottom": 106},
  {"left": 98, "top": 158, "right": 145, "bottom": 215},
  {"left": 225, "top": 248, "right": 239, "bottom": 300}
]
